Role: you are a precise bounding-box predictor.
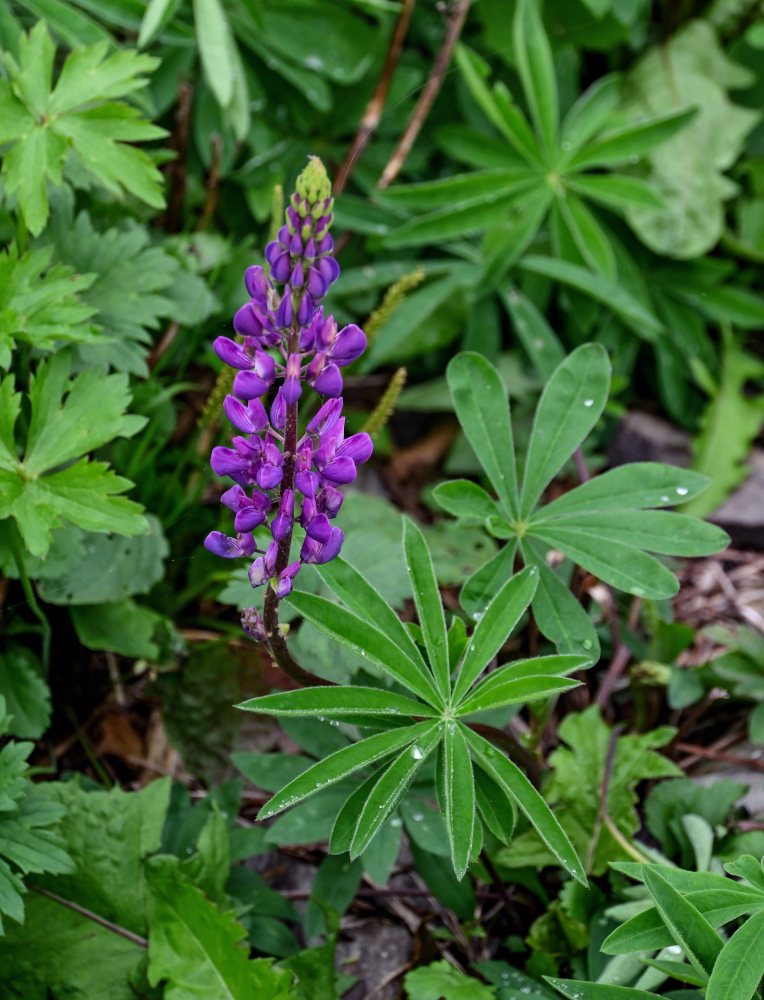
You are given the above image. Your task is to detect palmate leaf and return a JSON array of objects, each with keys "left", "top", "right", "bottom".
[
  {"left": 0, "top": 353, "right": 147, "bottom": 556},
  {"left": 243, "top": 523, "right": 590, "bottom": 879},
  {"left": 0, "top": 22, "right": 165, "bottom": 234},
  {"left": 438, "top": 348, "right": 727, "bottom": 653}
]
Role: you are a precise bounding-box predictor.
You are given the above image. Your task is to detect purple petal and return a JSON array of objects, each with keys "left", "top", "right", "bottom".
[
  {"left": 302, "top": 526, "right": 344, "bottom": 565},
  {"left": 290, "top": 260, "right": 305, "bottom": 288},
  {"left": 257, "top": 464, "right": 283, "bottom": 489},
  {"left": 242, "top": 607, "right": 267, "bottom": 642},
  {"left": 271, "top": 252, "right": 292, "bottom": 283},
  {"left": 211, "top": 446, "right": 248, "bottom": 478},
  {"left": 321, "top": 456, "right": 357, "bottom": 485},
  {"left": 275, "top": 291, "right": 293, "bottom": 328},
  {"left": 307, "top": 397, "right": 343, "bottom": 434},
  {"left": 300, "top": 495, "right": 317, "bottom": 526},
  {"left": 276, "top": 562, "right": 301, "bottom": 598},
  {"left": 337, "top": 432, "right": 373, "bottom": 465},
  {"left": 233, "top": 303, "right": 263, "bottom": 340},
  {"left": 295, "top": 469, "right": 319, "bottom": 498},
  {"left": 265, "top": 241, "right": 282, "bottom": 266},
  {"left": 290, "top": 233, "right": 304, "bottom": 255},
  {"left": 223, "top": 395, "right": 267, "bottom": 434},
  {"left": 316, "top": 234, "right": 334, "bottom": 255},
  {"left": 270, "top": 387, "right": 287, "bottom": 430},
  {"left": 317, "top": 256, "right": 340, "bottom": 286},
  {"left": 213, "top": 336, "right": 252, "bottom": 370},
  {"left": 330, "top": 324, "right": 367, "bottom": 365},
  {"left": 304, "top": 237, "right": 316, "bottom": 261},
  {"left": 296, "top": 292, "right": 313, "bottom": 327},
  {"left": 204, "top": 531, "right": 245, "bottom": 558},
  {"left": 233, "top": 371, "right": 269, "bottom": 400},
  {"left": 271, "top": 489, "right": 295, "bottom": 541},
  {"left": 305, "top": 513, "right": 332, "bottom": 543},
  {"left": 312, "top": 363, "right": 342, "bottom": 398},
  {"left": 317, "top": 485, "right": 343, "bottom": 518},
  {"left": 245, "top": 266, "right": 270, "bottom": 299},
  {"left": 221, "top": 484, "right": 246, "bottom": 511},
  {"left": 306, "top": 266, "right": 328, "bottom": 300},
  {"left": 235, "top": 507, "right": 267, "bottom": 532},
  {"left": 249, "top": 556, "right": 268, "bottom": 587}
]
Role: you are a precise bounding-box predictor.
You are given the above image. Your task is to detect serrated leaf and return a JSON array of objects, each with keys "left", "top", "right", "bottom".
[
  {"left": 0, "top": 646, "right": 50, "bottom": 738},
  {"left": 520, "top": 344, "right": 611, "bottom": 517},
  {"left": 404, "top": 960, "right": 496, "bottom": 999}
]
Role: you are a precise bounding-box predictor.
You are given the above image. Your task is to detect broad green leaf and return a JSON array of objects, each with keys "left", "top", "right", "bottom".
[
  {"left": 566, "top": 174, "right": 666, "bottom": 212},
  {"left": 559, "top": 73, "right": 621, "bottom": 155},
  {"left": 0, "top": 646, "right": 50, "bottom": 738},
  {"left": 706, "top": 907, "right": 764, "bottom": 1000},
  {"left": 71, "top": 599, "right": 167, "bottom": 659},
  {"left": 535, "top": 510, "right": 728, "bottom": 556},
  {"left": 642, "top": 867, "right": 722, "bottom": 978},
  {"left": 146, "top": 861, "right": 289, "bottom": 998},
  {"left": 466, "top": 655, "right": 589, "bottom": 704},
  {"left": 513, "top": 0, "right": 558, "bottom": 152},
  {"left": 454, "top": 44, "right": 542, "bottom": 165},
  {"left": 432, "top": 480, "right": 503, "bottom": 522},
  {"left": 500, "top": 287, "right": 565, "bottom": 379},
  {"left": 37, "top": 515, "right": 167, "bottom": 604},
  {"left": 567, "top": 109, "right": 697, "bottom": 170},
  {"left": 557, "top": 192, "right": 616, "bottom": 279},
  {"left": 530, "top": 523, "right": 679, "bottom": 598},
  {"left": 25, "top": 354, "right": 142, "bottom": 473},
  {"left": 286, "top": 592, "right": 443, "bottom": 705},
  {"left": 447, "top": 352, "right": 520, "bottom": 518},
  {"left": 457, "top": 675, "right": 580, "bottom": 716},
  {"left": 404, "top": 960, "right": 496, "bottom": 999},
  {"left": 350, "top": 724, "right": 441, "bottom": 857},
  {"left": 618, "top": 22, "right": 760, "bottom": 257},
  {"left": 193, "top": 0, "right": 234, "bottom": 107},
  {"left": 464, "top": 727, "right": 587, "bottom": 884},
  {"left": 403, "top": 517, "right": 450, "bottom": 698},
  {"left": 384, "top": 187, "right": 537, "bottom": 248},
  {"left": 520, "top": 344, "right": 610, "bottom": 518},
  {"left": 305, "top": 854, "right": 363, "bottom": 939},
  {"left": 376, "top": 168, "right": 536, "bottom": 210},
  {"left": 537, "top": 463, "right": 712, "bottom": 518},
  {"left": 520, "top": 255, "right": 664, "bottom": 339},
  {"left": 316, "top": 557, "right": 427, "bottom": 673},
  {"left": 442, "top": 724, "right": 476, "bottom": 878},
  {"left": 258, "top": 723, "right": 435, "bottom": 821},
  {"left": 521, "top": 540, "right": 600, "bottom": 657},
  {"left": 238, "top": 686, "right": 437, "bottom": 720},
  {"left": 547, "top": 980, "right": 661, "bottom": 999},
  {"left": 460, "top": 541, "right": 518, "bottom": 620},
  {"left": 452, "top": 567, "right": 539, "bottom": 703}
]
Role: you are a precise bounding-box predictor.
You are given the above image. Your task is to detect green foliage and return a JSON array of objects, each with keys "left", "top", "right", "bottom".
[
  {"left": 0, "top": 352, "right": 148, "bottom": 557},
  {"left": 0, "top": 645, "right": 50, "bottom": 738},
  {"left": 405, "top": 959, "right": 496, "bottom": 999},
  {"left": 0, "top": 695, "right": 74, "bottom": 934},
  {"left": 496, "top": 706, "right": 681, "bottom": 876},
  {"left": 240, "top": 523, "right": 591, "bottom": 882},
  {"left": 435, "top": 349, "right": 728, "bottom": 656},
  {"left": 0, "top": 22, "right": 166, "bottom": 234}
]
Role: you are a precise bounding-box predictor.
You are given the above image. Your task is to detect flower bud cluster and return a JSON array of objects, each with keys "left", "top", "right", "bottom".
[{"left": 204, "top": 158, "right": 372, "bottom": 616}]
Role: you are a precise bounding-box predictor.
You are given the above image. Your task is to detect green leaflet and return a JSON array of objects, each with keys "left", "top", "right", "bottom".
[
  {"left": 404, "top": 517, "right": 450, "bottom": 699},
  {"left": 442, "top": 724, "right": 475, "bottom": 880},
  {"left": 706, "top": 907, "right": 764, "bottom": 1000},
  {"left": 642, "top": 867, "right": 723, "bottom": 978},
  {"left": 0, "top": 23, "right": 165, "bottom": 234}
]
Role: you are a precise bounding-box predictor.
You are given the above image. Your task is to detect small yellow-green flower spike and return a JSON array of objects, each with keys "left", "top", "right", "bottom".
[{"left": 292, "top": 156, "right": 334, "bottom": 222}]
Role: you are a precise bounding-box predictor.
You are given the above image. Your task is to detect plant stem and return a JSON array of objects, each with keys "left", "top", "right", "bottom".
[
  {"left": 587, "top": 723, "right": 623, "bottom": 875},
  {"left": 334, "top": 0, "right": 416, "bottom": 194},
  {"left": 26, "top": 883, "right": 148, "bottom": 948},
  {"left": 377, "top": 0, "right": 472, "bottom": 188},
  {"left": 9, "top": 522, "right": 51, "bottom": 673}
]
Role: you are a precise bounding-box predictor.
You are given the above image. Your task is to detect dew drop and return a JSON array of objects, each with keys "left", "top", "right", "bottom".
[
  {"left": 666, "top": 944, "right": 682, "bottom": 955},
  {"left": 661, "top": 495, "right": 670, "bottom": 502},
  {"left": 676, "top": 486, "right": 688, "bottom": 496},
  {"left": 411, "top": 745, "right": 424, "bottom": 760},
  {"left": 583, "top": 639, "right": 593, "bottom": 650},
  {"left": 411, "top": 811, "right": 424, "bottom": 821},
  {"left": 583, "top": 398, "right": 594, "bottom": 407}
]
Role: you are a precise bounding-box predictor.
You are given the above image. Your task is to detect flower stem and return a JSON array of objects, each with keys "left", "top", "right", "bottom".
[{"left": 9, "top": 522, "right": 51, "bottom": 673}]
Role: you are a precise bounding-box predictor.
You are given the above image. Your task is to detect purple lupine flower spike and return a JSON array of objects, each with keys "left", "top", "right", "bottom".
[{"left": 204, "top": 156, "right": 373, "bottom": 644}]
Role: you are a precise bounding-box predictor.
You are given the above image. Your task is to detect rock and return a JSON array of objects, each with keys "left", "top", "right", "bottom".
[{"left": 712, "top": 450, "right": 764, "bottom": 550}]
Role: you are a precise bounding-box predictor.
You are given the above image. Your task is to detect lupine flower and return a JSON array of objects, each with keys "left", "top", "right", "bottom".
[{"left": 205, "top": 157, "right": 372, "bottom": 631}]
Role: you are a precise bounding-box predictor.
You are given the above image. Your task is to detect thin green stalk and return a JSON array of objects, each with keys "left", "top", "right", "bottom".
[{"left": 9, "top": 522, "right": 51, "bottom": 672}]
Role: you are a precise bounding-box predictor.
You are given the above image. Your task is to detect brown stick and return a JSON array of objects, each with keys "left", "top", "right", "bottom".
[
  {"left": 334, "top": 0, "right": 416, "bottom": 195},
  {"left": 675, "top": 742, "right": 764, "bottom": 773},
  {"left": 377, "top": 0, "right": 472, "bottom": 189},
  {"left": 164, "top": 80, "right": 192, "bottom": 233},
  {"left": 197, "top": 133, "right": 222, "bottom": 231},
  {"left": 26, "top": 883, "right": 148, "bottom": 948}
]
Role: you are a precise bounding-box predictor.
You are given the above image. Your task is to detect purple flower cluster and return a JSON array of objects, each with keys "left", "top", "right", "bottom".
[{"left": 204, "top": 158, "right": 372, "bottom": 621}]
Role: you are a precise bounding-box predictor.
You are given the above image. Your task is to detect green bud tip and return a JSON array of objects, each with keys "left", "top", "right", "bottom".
[{"left": 295, "top": 155, "right": 332, "bottom": 209}]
